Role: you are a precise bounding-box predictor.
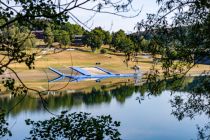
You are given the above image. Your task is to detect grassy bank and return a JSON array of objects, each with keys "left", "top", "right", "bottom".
[{"left": 1, "top": 45, "right": 209, "bottom": 91}]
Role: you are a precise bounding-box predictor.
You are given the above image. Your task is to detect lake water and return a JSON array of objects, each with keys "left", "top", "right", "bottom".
[{"left": 1, "top": 79, "right": 209, "bottom": 140}]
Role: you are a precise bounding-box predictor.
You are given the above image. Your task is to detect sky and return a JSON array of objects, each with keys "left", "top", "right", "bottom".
[
  {"left": 3, "top": 0, "right": 159, "bottom": 33},
  {"left": 70, "top": 0, "right": 159, "bottom": 33}
]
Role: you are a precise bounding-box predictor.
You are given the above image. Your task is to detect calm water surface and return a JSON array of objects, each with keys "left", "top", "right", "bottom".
[{"left": 1, "top": 81, "right": 209, "bottom": 140}]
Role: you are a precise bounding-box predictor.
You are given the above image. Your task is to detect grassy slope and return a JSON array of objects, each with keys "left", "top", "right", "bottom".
[{"left": 5, "top": 46, "right": 139, "bottom": 90}]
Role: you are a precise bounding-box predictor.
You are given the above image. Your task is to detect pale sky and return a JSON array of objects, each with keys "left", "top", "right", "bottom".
[
  {"left": 70, "top": 0, "right": 159, "bottom": 33},
  {"left": 3, "top": 0, "right": 159, "bottom": 33}
]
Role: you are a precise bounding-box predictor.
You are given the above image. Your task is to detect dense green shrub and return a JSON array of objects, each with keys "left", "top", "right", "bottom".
[{"left": 100, "top": 48, "right": 107, "bottom": 54}]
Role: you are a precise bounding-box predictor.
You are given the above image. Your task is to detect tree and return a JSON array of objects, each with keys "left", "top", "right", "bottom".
[
  {"left": 62, "top": 22, "right": 85, "bottom": 42},
  {"left": 93, "top": 27, "right": 112, "bottom": 45},
  {"left": 0, "top": 23, "right": 36, "bottom": 73},
  {"left": 129, "top": 34, "right": 141, "bottom": 54},
  {"left": 111, "top": 30, "right": 134, "bottom": 61},
  {"left": 85, "top": 30, "right": 103, "bottom": 52},
  {"left": 60, "top": 30, "right": 70, "bottom": 46},
  {"left": 92, "top": 27, "right": 106, "bottom": 42},
  {"left": 53, "top": 30, "right": 70, "bottom": 46},
  {"left": 111, "top": 29, "right": 127, "bottom": 51},
  {"left": 44, "top": 25, "right": 54, "bottom": 47},
  {"left": 119, "top": 37, "right": 134, "bottom": 61},
  {"left": 84, "top": 27, "right": 111, "bottom": 52},
  {"left": 140, "top": 37, "right": 150, "bottom": 52},
  {"left": 25, "top": 111, "right": 121, "bottom": 140},
  {"left": 103, "top": 30, "right": 112, "bottom": 45},
  {"left": 64, "top": 22, "right": 84, "bottom": 35},
  {"left": 137, "top": 0, "right": 210, "bottom": 76}
]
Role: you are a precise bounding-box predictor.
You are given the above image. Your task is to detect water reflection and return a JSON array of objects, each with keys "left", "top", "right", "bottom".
[
  {"left": 0, "top": 76, "right": 210, "bottom": 118},
  {"left": 140, "top": 76, "right": 210, "bottom": 119},
  {"left": 143, "top": 76, "right": 210, "bottom": 140},
  {"left": 0, "top": 76, "right": 209, "bottom": 139},
  {"left": 0, "top": 84, "right": 138, "bottom": 116}
]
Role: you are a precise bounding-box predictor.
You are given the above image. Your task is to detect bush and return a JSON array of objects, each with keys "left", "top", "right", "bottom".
[{"left": 100, "top": 48, "right": 107, "bottom": 54}]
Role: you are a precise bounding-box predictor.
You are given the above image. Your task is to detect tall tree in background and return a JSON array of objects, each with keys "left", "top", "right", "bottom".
[
  {"left": 111, "top": 29, "right": 127, "bottom": 51},
  {"left": 60, "top": 30, "right": 71, "bottom": 46},
  {"left": 120, "top": 37, "right": 134, "bottom": 61},
  {"left": 62, "top": 22, "right": 85, "bottom": 42},
  {"left": 93, "top": 27, "right": 112, "bottom": 45},
  {"left": 112, "top": 29, "right": 134, "bottom": 61},
  {"left": 53, "top": 30, "right": 70, "bottom": 46},
  {"left": 85, "top": 28, "right": 104, "bottom": 52},
  {"left": 44, "top": 24, "right": 54, "bottom": 47},
  {"left": 103, "top": 30, "right": 112, "bottom": 45},
  {"left": 64, "top": 22, "right": 84, "bottom": 35}
]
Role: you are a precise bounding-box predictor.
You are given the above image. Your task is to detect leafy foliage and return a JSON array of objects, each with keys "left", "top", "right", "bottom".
[
  {"left": 103, "top": 30, "right": 112, "bottom": 45},
  {"left": 137, "top": 0, "right": 210, "bottom": 76},
  {"left": 170, "top": 76, "right": 210, "bottom": 121},
  {"left": 112, "top": 30, "right": 134, "bottom": 60},
  {"left": 0, "top": 24, "right": 36, "bottom": 71},
  {"left": 64, "top": 22, "right": 85, "bottom": 40},
  {"left": 197, "top": 122, "right": 210, "bottom": 140},
  {"left": 0, "top": 110, "right": 12, "bottom": 138},
  {"left": 100, "top": 48, "right": 107, "bottom": 54},
  {"left": 111, "top": 30, "right": 127, "bottom": 51},
  {"left": 44, "top": 24, "right": 54, "bottom": 47},
  {"left": 120, "top": 37, "right": 134, "bottom": 61},
  {"left": 25, "top": 111, "right": 121, "bottom": 140},
  {"left": 84, "top": 28, "right": 105, "bottom": 52},
  {"left": 53, "top": 30, "right": 70, "bottom": 46}
]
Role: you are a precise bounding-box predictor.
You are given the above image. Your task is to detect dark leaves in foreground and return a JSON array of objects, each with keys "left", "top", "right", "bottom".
[
  {"left": 197, "top": 122, "right": 210, "bottom": 140},
  {"left": 25, "top": 111, "right": 121, "bottom": 140},
  {"left": 0, "top": 110, "right": 12, "bottom": 138}
]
